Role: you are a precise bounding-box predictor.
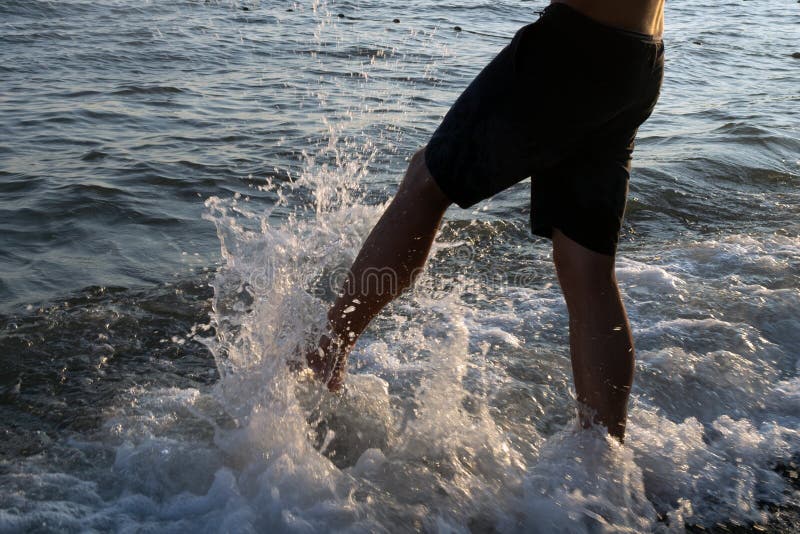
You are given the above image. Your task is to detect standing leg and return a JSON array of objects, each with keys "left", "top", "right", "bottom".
[
  {"left": 308, "top": 147, "right": 451, "bottom": 390},
  {"left": 552, "top": 229, "right": 635, "bottom": 442}
]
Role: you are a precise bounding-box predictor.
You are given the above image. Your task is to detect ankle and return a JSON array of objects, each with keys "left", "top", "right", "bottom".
[
  {"left": 576, "top": 400, "right": 626, "bottom": 443},
  {"left": 306, "top": 332, "right": 350, "bottom": 383}
]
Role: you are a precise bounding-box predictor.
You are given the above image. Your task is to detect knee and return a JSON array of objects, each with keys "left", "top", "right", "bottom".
[
  {"left": 552, "top": 230, "right": 616, "bottom": 293},
  {"left": 405, "top": 147, "right": 431, "bottom": 188},
  {"left": 409, "top": 147, "right": 427, "bottom": 171},
  {"left": 400, "top": 146, "right": 451, "bottom": 209}
]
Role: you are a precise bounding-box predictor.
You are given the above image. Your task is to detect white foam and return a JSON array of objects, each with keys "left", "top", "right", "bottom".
[
  {"left": 508, "top": 427, "right": 657, "bottom": 533},
  {"left": 4, "top": 176, "right": 799, "bottom": 534},
  {"left": 4, "top": 218, "right": 799, "bottom": 534}
]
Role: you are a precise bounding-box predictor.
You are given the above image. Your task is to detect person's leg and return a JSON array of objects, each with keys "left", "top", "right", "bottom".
[
  {"left": 308, "top": 147, "right": 451, "bottom": 390},
  {"left": 552, "top": 229, "right": 635, "bottom": 442}
]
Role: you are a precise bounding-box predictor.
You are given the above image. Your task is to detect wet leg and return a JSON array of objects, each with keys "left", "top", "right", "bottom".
[
  {"left": 308, "top": 147, "right": 451, "bottom": 390},
  {"left": 552, "top": 229, "right": 635, "bottom": 442}
]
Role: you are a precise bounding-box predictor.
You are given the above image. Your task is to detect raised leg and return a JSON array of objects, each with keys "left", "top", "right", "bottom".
[
  {"left": 308, "top": 147, "right": 451, "bottom": 390},
  {"left": 552, "top": 229, "right": 635, "bottom": 442}
]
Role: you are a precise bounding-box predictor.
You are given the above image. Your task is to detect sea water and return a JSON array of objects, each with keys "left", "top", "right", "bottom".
[{"left": 0, "top": 0, "right": 798, "bottom": 532}]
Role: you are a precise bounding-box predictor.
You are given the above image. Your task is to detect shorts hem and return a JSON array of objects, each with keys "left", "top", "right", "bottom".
[
  {"left": 532, "top": 222, "right": 618, "bottom": 257},
  {"left": 424, "top": 145, "right": 480, "bottom": 210}
]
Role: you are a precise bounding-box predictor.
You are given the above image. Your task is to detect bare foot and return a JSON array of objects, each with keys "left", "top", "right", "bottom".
[{"left": 306, "top": 335, "right": 348, "bottom": 392}]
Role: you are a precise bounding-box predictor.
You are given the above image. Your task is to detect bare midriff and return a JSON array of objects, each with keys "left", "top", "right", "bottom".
[{"left": 552, "top": 0, "right": 665, "bottom": 37}]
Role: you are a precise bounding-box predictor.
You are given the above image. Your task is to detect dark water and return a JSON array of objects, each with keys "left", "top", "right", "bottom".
[{"left": 1, "top": 0, "right": 799, "bottom": 532}]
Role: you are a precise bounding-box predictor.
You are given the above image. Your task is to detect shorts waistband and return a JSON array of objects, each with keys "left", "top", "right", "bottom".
[{"left": 540, "top": 2, "right": 663, "bottom": 44}]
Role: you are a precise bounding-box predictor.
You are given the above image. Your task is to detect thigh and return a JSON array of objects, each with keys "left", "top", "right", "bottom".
[{"left": 424, "top": 22, "right": 554, "bottom": 209}]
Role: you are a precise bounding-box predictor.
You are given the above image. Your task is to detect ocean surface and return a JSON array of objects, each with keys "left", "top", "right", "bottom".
[{"left": 1, "top": 0, "right": 799, "bottom": 532}]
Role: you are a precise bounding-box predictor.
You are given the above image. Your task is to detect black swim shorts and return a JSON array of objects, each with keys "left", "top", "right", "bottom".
[{"left": 424, "top": 2, "right": 664, "bottom": 255}]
